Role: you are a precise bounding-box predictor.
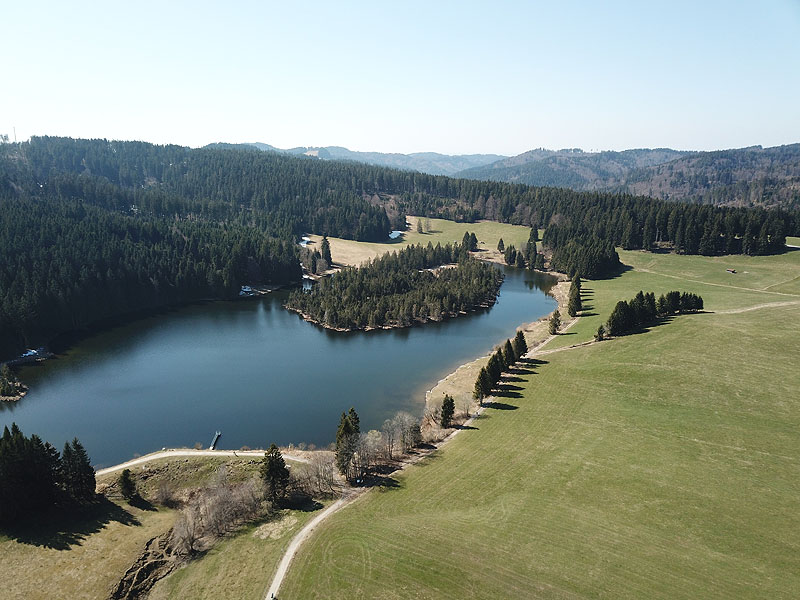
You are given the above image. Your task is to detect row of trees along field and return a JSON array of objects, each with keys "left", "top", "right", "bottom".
[
  {"left": 602, "top": 290, "right": 704, "bottom": 338},
  {"left": 285, "top": 238, "right": 504, "bottom": 330},
  {"left": 473, "top": 330, "right": 529, "bottom": 402},
  {"left": 0, "top": 423, "right": 96, "bottom": 525}
]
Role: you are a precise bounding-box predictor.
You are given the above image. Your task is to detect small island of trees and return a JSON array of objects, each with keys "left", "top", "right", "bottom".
[{"left": 285, "top": 238, "right": 504, "bottom": 331}]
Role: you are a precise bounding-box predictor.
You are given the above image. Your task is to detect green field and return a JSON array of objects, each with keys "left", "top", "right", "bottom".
[
  {"left": 0, "top": 454, "right": 305, "bottom": 600},
  {"left": 306, "top": 216, "right": 536, "bottom": 267},
  {"left": 280, "top": 249, "right": 800, "bottom": 599},
  {"left": 149, "top": 506, "right": 323, "bottom": 600},
  {"left": 546, "top": 248, "right": 800, "bottom": 351}
]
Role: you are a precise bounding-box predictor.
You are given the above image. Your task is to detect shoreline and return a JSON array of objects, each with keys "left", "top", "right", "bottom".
[
  {"left": 424, "top": 272, "right": 572, "bottom": 414},
  {"left": 283, "top": 298, "right": 499, "bottom": 333}
]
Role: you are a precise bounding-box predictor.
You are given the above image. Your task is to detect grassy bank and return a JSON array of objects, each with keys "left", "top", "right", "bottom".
[
  {"left": 148, "top": 505, "right": 324, "bottom": 600},
  {"left": 280, "top": 249, "right": 800, "bottom": 599},
  {"left": 0, "top": 453, "right": 304, "bottom": 599}
]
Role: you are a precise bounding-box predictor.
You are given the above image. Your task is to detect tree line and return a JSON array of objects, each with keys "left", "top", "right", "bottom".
[
  {"left": 0, "top": 195, "right": 301, "bottom": 359},
  {"left": 0, "top": 423, "right": 95, "bottom": 525},
  {"left": 473, "top": 330, "right": 528, "bottom": 402},
  {"left": 285, "top": 239, "right": 504, "bottom": 330},
  {"left": 603, "top": 290, "right": 704, "bottom": 338}
]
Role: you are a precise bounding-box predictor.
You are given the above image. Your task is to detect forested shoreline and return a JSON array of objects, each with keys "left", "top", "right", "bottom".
[
  {"left": 285, "top": 240, "right": 503, "bottom": 331},
  {"left": 1, "top": 136, "right": 797, "bottom": 360}
]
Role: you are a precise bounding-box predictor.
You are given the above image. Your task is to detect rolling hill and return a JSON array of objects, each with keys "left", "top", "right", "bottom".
[
  {"left": 204, "top": 142, "right": 506, "bottom": 176},
  {"left": 457, "top": 144, "right": 800, "bottom": 209}
]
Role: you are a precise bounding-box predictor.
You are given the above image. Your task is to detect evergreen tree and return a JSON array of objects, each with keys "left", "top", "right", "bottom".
[
  {"left": 335, "top": 409, "right": 360, "bottom": 481},
  {"left": 321, "top": 235, "right": 332, "bottom": 265},
  {"left": 261, "top": 443, "right": 290, "bottom": 504},
  {"left": 118, "top": 469, "right": 136, "bottom": 501},
  {"left": 469, "top": 232, "right": 478, "bottom": 251},
  {"left": 503, "top": 339, "right": 516, "bottom": 366},
  {"left": 548, "top": 309, "right": 561, "bottom": 335},
  {"left": 512, "top": 330, "right": 528, "bottom": 358},
  {"left": 440, "top": 394, "right": 455, "bottom": 429},
  {"left": 68, "top": 438, "right": 96, "bottom": 502},
  {"left": 497, "top": 238, "right": 505, "bottom": 252}
]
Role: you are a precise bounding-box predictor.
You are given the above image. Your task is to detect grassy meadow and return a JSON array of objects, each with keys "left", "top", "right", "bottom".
[
  {"left": 149, "top": 506, "right": 324, "bottom": 600},
  {"left": 305, "top": 216, "right": 536, "bottom": 267},
  {"left": 0, "top": 454, "right": 307, "bottom": 600},
  {"left": 280, "top": 248, "right": 800, "bottom": 599}
]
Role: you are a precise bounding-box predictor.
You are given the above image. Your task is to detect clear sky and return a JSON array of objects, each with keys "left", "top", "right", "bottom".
[{"left": 2, "top": 1, "right": 799, "bottom": 155}]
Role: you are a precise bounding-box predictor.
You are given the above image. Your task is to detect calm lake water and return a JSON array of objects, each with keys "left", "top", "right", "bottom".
[{"left": 2, "top": 266, "right": 556, "bottom": 467}]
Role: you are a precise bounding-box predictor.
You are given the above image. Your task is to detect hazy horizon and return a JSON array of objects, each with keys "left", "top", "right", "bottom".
[{"left": 3, "top": 1, "right": 799, "bottom": 155}]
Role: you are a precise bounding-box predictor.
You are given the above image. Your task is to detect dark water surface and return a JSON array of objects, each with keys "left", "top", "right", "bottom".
[{"left": 2, "top": 266, "right": 556, "bottom": 467}]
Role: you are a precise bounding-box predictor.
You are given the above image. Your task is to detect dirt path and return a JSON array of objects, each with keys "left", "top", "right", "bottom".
[
  {"left": 263, "top": 387, "right": 500, "bottom": 599},
  {"left": 714, "top": 300, "right": 800, "bottom": 314},
  {"left": 633, "top": 267, "right": 800, "bottom": 297},
  {"left": 264, "top": 489, "right": 365, "bottom": 599},
  {"left": 95, "top": 448, "right": 308, "bottom": 477}
]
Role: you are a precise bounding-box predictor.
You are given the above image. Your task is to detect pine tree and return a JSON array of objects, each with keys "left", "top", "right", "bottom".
[
  {"left": 512, "top": 330, "right": 528, "bottom": 358},
  {"left": 469, "top": 232, "right": 478, "bottom": 251},
  {"left": 497, "top": 238, "right": 505, "bottom": 252},
  {"left": 440, "top": 394, "right": 455, "bottom": 428},
  {"left": 118, "top": 468, "right": 136, "bottom": 501},
  {"left": 70, "top": 438, "right": 96, "bottom": 502},
  {"left": 321, "top": 235, "right": 332, "bottom": 265},
  {"left": 548, "top": 309, "right": 561, "bottom": 335},
  {"left": 335, "top": 408, "right": 360, "bottom": 481},
  {"left": 503, "top": 339, "right": 516, "bottom": 366},
  {"left": 261, "top": 443, "right": 290, "bottom": 504}
]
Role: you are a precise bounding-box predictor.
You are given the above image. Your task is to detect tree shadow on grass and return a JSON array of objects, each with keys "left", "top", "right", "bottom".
[
  {"left": 502, "top": 375, "right": 527, "bottom": 383},
  {"left": 1, "top": 497, "right": 143, "bottom": 550},
  {"left": 487, "top": 401, "right": 518, "bottom": 410},
  {"left": 624, "top": 315, "right": 675, "bottom": 336},
  {"left": 128, "top": 495, "right": 157, "bottom": 512},
  {"left": 579, "top": 312, "right": 599, "bottom": 317},
  {"left": 455, "top": 424, "right": 478, "bottom": 431},
  {"left": 519, "top": 357, "right": 548, "bottom": 367},
  {"left": 507, "top": 367, "right": 534, "bottom": 376}
]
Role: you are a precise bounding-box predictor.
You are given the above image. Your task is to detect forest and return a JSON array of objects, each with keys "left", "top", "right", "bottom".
[
  {"left": 0, "top": 423, "right": 96, "bottom": 525},
  {"left": 0, "top": 136, "right": 796, "bottom": 359},
  {"left": 285, "top": 240, "right": 503, "bottom": 330}
]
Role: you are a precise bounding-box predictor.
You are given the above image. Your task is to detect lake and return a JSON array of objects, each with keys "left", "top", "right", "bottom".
[{"left": 1, "top": 266, "right": 556, "bottom": 467}]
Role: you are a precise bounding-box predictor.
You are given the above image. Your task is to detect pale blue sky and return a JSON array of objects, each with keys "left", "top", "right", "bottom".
[{"left": 2, "top": 1, "right": 799, "bottom": 155}]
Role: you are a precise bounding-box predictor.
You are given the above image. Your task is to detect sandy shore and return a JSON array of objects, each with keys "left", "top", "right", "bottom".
[{"left": 425, "top": 275, "right": 573, "bottom": 414}]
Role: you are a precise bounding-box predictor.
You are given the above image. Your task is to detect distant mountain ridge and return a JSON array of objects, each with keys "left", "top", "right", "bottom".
[
  {"left": 456, "top": 145, "right": 800, "bottom": 209},
  {"left": 203, "top": 142, "right": 506, "bottom": 176}
]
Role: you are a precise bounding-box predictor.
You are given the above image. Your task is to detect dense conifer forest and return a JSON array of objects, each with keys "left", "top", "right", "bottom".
[
  {"left": 285, "top": 241, "right": 503, "bottom": 330},
  {"left": 0, "top": 137, "right": 796, "bottom": 359},
  {"left": 0, "top": 423, "right": 96, "bottom": 525}
]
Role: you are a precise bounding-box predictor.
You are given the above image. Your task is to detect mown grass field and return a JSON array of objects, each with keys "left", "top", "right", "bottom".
[
  {"left": 545, "top": 247, "right": 800, "bottom": 351},
  {"left": 280, "top": 249, "right": 800, "bottom": 599},
  {"left": 305, "top": 216, "right": 535, "bottom": 267},
  {"left": 149, "top": 506, "right": 324, "bottom": 600}
]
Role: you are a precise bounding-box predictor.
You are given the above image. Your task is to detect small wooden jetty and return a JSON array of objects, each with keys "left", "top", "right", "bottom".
[{"left": 210, "top": 431, "right": 222, "bottom": 450}]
